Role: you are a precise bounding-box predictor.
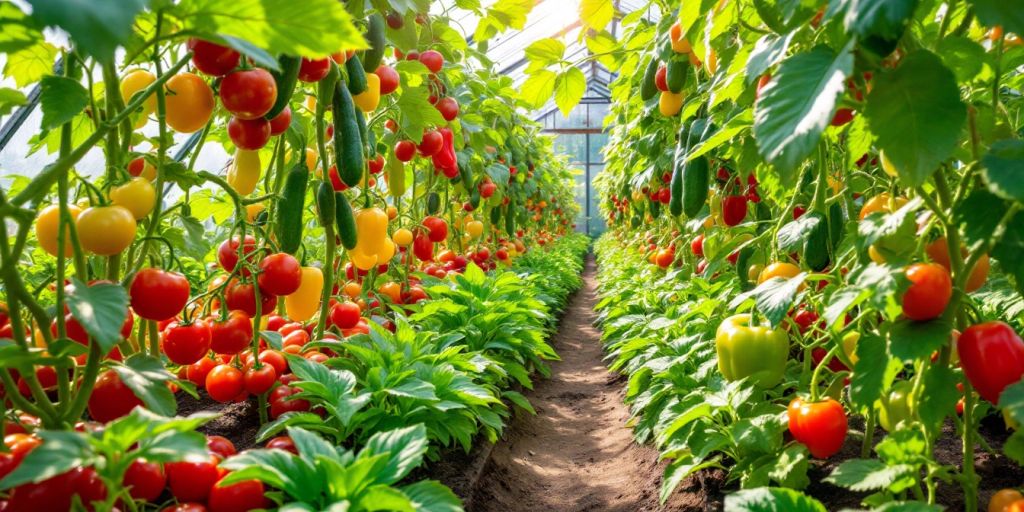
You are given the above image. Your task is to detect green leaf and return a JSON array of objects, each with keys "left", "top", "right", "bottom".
[
  {"left": 502, "top": 390, "right": 535, "bottom": 414},
  {"left": 992, "top": 212, "right": 1024, "bottom": 296},
  {"left": 28, "top": 0, "right": 148, "bottom": 63},
  {"left": 849, "top": 333, "right": 900, "bottom": 410},
  {"left": 864, "top": 50, "right": 966, "bottom": 187},
  {"left": 4, "top": 40, "right": 57, "bottom": 88},
  {"left": 999, "top": 380, "right": 1024, "bottom": 426},
  {"left": 769, "top": 444, "right": 809, "bottom": 489},
  {"left": 982, "top": 139, "right": 1024, "bottom": 203},
  {"left": 260, "top": 330, "right": 284, "bottom": 351},
  {"left": 174, "top": 0, "right": 366, "bottom": 59},
  {"left": 956, "top": 190, "right": 1012, "bottom": 248},
  {"left": 777, "top": 215, "right": 822, "bottom": 252},
  {"left": 161, "top": 160, "right": 205, "bottom": 190},
  {"left": 0, "top": 87, "right": 27, "bottom": 119},
  {"left": 64, "top": 278, "right": 129, "bottom": 354},
  {"left": 724, "top": 487, "right": 826, "bottom": 512},
  {"left": 823, "top": 459, "right": 914, "bottom": 492},
  {"left": 39, "top": 75, "right": 88, "bottom": 132},
  {"left": 520, "top": 70, "right": 557, "bottom": 110},
  {"left": 554, "top": 67, "right": 586, "bottom": 116},
  {"left": 837, "top": 0, "right": 918, "bottom": 41},
  {"left": 400, "top": 480, "right": 462, "bottom": 512},
  {"left": 523, "top": 38, "right": 565, "bottom": 71},
  {"left": 360, "top": 424, "right": 428, "bottom": 484},
  {"left": 736, "top": 274, "right": 807, "bottom": 328},
  {"left": 875, "top": 427, "right": 928, "bottom": 464},
  {"left": 395, "top": 85, "right": 446, "bottom": 143},
  {"left": 918, "top": 363, "right": 959, "bottom": 435},
  {"left": 0, "top": 430, "right": 91, "bottom": 490},
  {"left": 968, "top": 0, "right": 1024, "bottom": 38},
  {"left": 753, "top": 44, "right": 854, "bottom": 175},
  {"left": 579, "top": 0, "right": 614, "bottom": 31},
  {"left": 745, "top": 33, "right": 794, "bottom": 84},
  {"left": 0, "top": 3, "right": 44, "bottom": 54},
  {"left": 887, "top": 315, "right": 953, "bottom": 361},
  {"left": 937, "top": 36, "right": 986, "bottom": 82},
  {"left": 112, "top": 355, "right": 177, "bottom": 417}
]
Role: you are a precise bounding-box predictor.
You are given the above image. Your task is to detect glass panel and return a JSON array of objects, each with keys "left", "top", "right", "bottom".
[
  {"left": 586, "top": 164, "right": 606, "bottom": 236},
  {"left": 588, "top": 103, "right": 610, "bottom": 128},
  {"left": 588, "top": 132, "right": 608, "bottom": 164},
  {"left": 552, "top": 133, "right": 586, "bottom": 165}
]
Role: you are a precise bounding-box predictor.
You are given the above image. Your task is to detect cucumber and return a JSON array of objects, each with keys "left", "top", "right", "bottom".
[
  {"left": 275, "top": 162, "right": 309, "bottom": 254},
  {"left": 332, "top": 81, "right": 364, "bottom": 187},
  {"left": 315, "top": 181, "right": 334, "bottom": 229},
  {"left": 650, "top": 198, "right": 661, "bottom": 218},
  {"left": 265, "top": 55, "right": 301, "bottom": 120},
  {"left": 362, "top": 14, "right": 386, "bottom": 72},
  {"left": 386, "top": 157, "right": 405, "bottom": 198},
  {"left": 469, "top": 187, "right": 480, "bottom": 210},
  {"left": 827, "top": 201, "right": 845, "bottom": 252},
  {"left": 666, "top": 58, "right": 688, "bottom": 93},
  {"left": 505, "top": 204, "right": 515, "bottom": 234},
  {"left": 427, "top": 192, "right": 440, "bottom": 215},
  {"left": 490, "top": 204, "right": 502, "bottom": 225},
  {"left": 669, "top": 133, "right": 685, "bottom": 216},
  {"left": 334, "top": 192, "right": 357, "bottom": 250},
  {"left": 802, "top": 211, "right": 831, "bottom": 271},
  {"left": 681, "top": 156, "right": 709, "bottom": 218},
  {"left": 640, "top": 58, "right": 658, "bottom": 101},
  {"left": 345, "top": 55, "right": 368, "bottom": 96}
]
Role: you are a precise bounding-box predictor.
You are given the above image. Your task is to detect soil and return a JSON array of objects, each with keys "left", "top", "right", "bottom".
[
  {"left": 460, "top": 255, "right": 714, "bottom": 511},
  {"left": 176, "top": 389, "right": 262, "bottom": 452}
]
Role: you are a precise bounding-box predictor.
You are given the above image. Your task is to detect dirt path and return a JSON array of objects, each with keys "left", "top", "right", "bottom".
[{"left": 469, "top": 255, "right": 707, "bottom": 512}]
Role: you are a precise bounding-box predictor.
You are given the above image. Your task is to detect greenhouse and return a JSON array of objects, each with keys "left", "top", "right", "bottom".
[{"left": 0, "top": 0, "right": 1022, "bottom": 511}]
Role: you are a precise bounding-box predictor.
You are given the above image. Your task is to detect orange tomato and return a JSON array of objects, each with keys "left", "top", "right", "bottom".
[
  {"left": 164, "top": 72, "right": 215, "bottom": 133},
  {"left": 35, "top": 204, "right": 81, "bottom": 257}
]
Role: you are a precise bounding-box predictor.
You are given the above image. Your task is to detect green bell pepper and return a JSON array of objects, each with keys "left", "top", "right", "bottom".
[
  {"left": 715, "top": 314, "right": 789, "bottom": 388},
  {"left": 876, "top": 380, "right": 914, "bottom": 432}
]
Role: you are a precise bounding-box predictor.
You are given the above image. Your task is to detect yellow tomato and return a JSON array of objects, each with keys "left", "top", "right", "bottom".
[
  {"left": 164, "top": 73, "right": 215, "bottom": 133},
  {"left": 304, "top": 147, "right": 318, "bottom": 173},
  {"left": 990, "top": 489, "right": 1024, "bottom": 512},
  {"left": 305, "top": 95, "right": 317, "bottom": 112},
  {"left": 659, "top": 91, "right": 684, "bottom": 117},
  {"left": 386, "top": 205, "right": 398, "bottom": 220},
  {"left": 859, "top": 193, "right": 908, "bottom": 220},
  {"left": 747, "top": 264, "right": 764, "bottom": 282},
  {"left": 466, "top": 220, "right": 484, "bottom": 238},
  {"left": 758, "top": 261, "right": 801, "bottom": 283},
  {"left": 120, "top": 70, "right": 157, "bottom": 128},
  {"left": 353, "top": 73, "right": 381, "bottom": 112},
  {"left": 246, "top": 203, "right": 265, "bottom": 222},
  {"left": 76, "top": 205, "right": 137, "bottom": 255},
  {"left": 868, "top": 245, "right": 887, "bottom": 264},
  {"left": 379, "top": 281, "right": 401, "bottom": 303},
  {"left": 343, "top": 281, "right": 362, "bottom": 299},
  {"left": 228, "top": 149, "right": 261, "bottom": 196},
  {"left": 285, "top": 266, "right": 324, "bottom": 322},
  {"left": 392, "top": 228, "right": 413, "bottom": 246},
  {"left": 842, "top": 331, "right": 860, "bottom": 365},
  {"left": 35, "top": 204, "right": 81, "bottom": 257},
  {"left": 926, "top": 237, "right": 990, "bottom": 292},
  {"left": 109, "top": 177, "right": 156, "bottom": 220}
]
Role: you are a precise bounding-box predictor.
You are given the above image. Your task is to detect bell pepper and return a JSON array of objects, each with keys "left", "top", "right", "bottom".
[
  {"left": 876, "top": 380, "right": 914, "bottom": 432},
  {"left": 354, "top": 207, "right": 389, "bottom": 256},
  {"left": 715, "top": 314, "right": 789, "bottom": 388},
  {"left": 957, "top": 321, "right": 1024, "bottom": 405},
  {"left": 284, "top": 267, "right": 323, "bottom": 322},
  {"left": 353, "top": 72, "right": 381, "bottom": 112},
  {"left": 788, "top": 396, "right": 847, "bottom": 458}
]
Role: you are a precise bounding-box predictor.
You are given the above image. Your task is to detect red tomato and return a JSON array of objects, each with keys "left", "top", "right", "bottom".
[
  {"left": 282, "top": 329, "right": 309, "bottom": 348},
  {"left": 417, "top": 130, "right": 443, "bottom": 156},
  {"left": 189, "top": 39, "right": 240, "bottom": 76},
  {"left": 691, "top": 234, "right": 704, "bottom": 257},
  {"left": 7, "top": 467, "right": 106, "bottom": 512},
  {"left": 265, "top": 435, "right": 297, "bottom": 453},
  {"left": 209, "top": 310, "right": 253, "bottom": 355},
  {"left": 368, "top": 154, "right": 385, "bottom": 174},
  {"left": 124, "top": 459, "right": 166, "bottom": 501},
  {"left": 218, "top": 235, "right": 257, "bottom": 273},
  {"left": 258, "top": 350, "right": 288, "bottom": 375},
  {"left": 208, "top": 477, "right": 267, "bottom": 512},
  {"left": 479, "top": 181, "right": 497, "bottom": 198},
  {"left": 419, "top": 50, "right": 444, "bottom": 73},
  {"left": 162, "top": 320, "right": 212, "bottom": 365},
  {"left": 655, "top": 65, "right": 668, "bottom": 92},
  {"left": 268, "top": 106, "right": 292, "bottom": 135},
  {"left": 394, "top": 140, "right": 416, "bottom": 162},
  {"left": 787, "top": 397, "right": 847, "bottom": 458},
  {"left": 413, "top": 231, "right": 434, "bottom": 261},
  {"left": 376, "top": 65, "right": 399, "bottom": 94},
  {"left": 0, "top": 434, "right": 41, "bottom": 481},
  {"left": 244, "top": 364, "right": 277, "bottom": 395},
  {"left": 901, "top": 263, "right": 952, "bottom": 321},
  {"left": 219, "top": 69, "right": 277, "bottom": 120},
  {"left": 206, "top": 365, "right": 244, "bottom": 403},
  {"left": 258, "top": 253, "right": 302, "bottom": 296},
  {"left": 722, "top": 195, "right": 748, "bottom": 227},
  {"left": 423, "top": 216, "right": 448, "bottom": 242},
  {"left": 166, "top": 457, "right": 220, "bottom": 502},
  {"left": 792, "top": 205, "right": 807, "bottom": 219},
  {"left": 225, "top": 280, "right": 278, "bottom": 318},
  {"left": 297, "top": 57, "right": 331, "bottom": 82},
  {"left": 330, "top": 301, "right": 361, "bottom": 329},
  {"left": 187, "top": 357, "right": 217, "bottom": 386},
  {"left": 435, "top": 97, "right": 459, "bottom": 121},
  {"left": 88, "top": 370, "right": 143, "bottom": 423},
  {"left": 206, "top": 435, "right": 236, "bottom": 458},
  {"left": 265, "top": 314, "right": 287, "bottom": 332},
  {"left": 228, "top": 116, "right": 271, "bottom": 150},
  {"left": 130, "top": 268, "right": 190, "bottom": 321},
  {"left": 162, "top": 505, "right": 209, "bottom": 512}
]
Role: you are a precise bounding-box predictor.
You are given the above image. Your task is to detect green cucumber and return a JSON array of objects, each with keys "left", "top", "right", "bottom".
[
  {"left": 345, "top": 55, "right": 368, "bottom": 96},
  {"left": 666, "top": 58, "right": 687, "bottom": 93},
  {"left": 640, "top": 58, "right": 658, "bottom": 101},
  {"left": 490, "top": 204, "right": 502, "bottom": 225},
  {"left": 332, "top": 81, "right": 364, "bottom": 187},
  {"left": 362, "top": 14, "right": 386, "bottom": 72},
  {"left": 802, "top": 212, "right": 831, "bottom": 272},
  {"left": 275, "top": 162, "right": 309, "bottom": 254},
  {"left": 265, "top": 55, "right": 301, "bottom": 120},
  {"left": 681, "top": 156, "right": 709, "bottom": 218},
  {"left": 315, "top": 181, "right": 335, "bottom": 229},
  {"left": 334, "top": 192, "right": 357, "bottom": 250},
  {"left": 427, "top": 192, "right": 440, "bottom": 215}
]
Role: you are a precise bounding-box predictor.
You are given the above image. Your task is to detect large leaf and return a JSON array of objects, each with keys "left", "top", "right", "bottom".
[
  {"left": 554, "top": 67, "right": 586, "bottom": 116},
  {"left": 753, "top": 44, "right": 853, "bottom": 176},
  {"left": 724, "top": 487, "right": 826, "bottom": 511},
  {"left": 849, "top": 333, "right": 900, "bottom": 410},
  {"left": 992, "top": 212, "right": 1024, "bottom": 296},
  {"left": 39, "top": 75, "right": 88, "bottom": 132},
  {"left": 27, "top": 0, "right": 148, "bottom": 63},
  {"left": 824, "top": 459, "right": 914, "bottom": 492},
  {"left": 400, "top": 480, "right": 462, "bottom": 512},
  {"left": 982, "top": 139, "right": 1024, "bottom": 203},
  {"left": 864, "top": 50, "right": 966, "bottom": 187},
  {"left": 360, "top": 424, "right": 429, "bottom": 484},
  {"left": 395, "top": 85, "right": 446, "bottom": 143},
  {"left": 520, "top": 70, "right": 557, "bottom": 109},
  {"left": 968, "top": 0, "right": 1024, "bottom": 38},
  {"left": 579, "top": 0, "right": 615, "bottom": 32},
  {"left": 745, "top": 32, "right": 794, "bottom": 84},
  {"left": 523, "top": 38, "right": 565, "bottom": 72},
  {"left": 64, "top": 278, "right": 129, "bottom": 355},
  {"left": 112, "top": 355, "right": 177, "bottom": 417}
]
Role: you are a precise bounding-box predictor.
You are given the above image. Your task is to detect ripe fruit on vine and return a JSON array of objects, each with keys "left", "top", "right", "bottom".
[
  {"left": 436, "top": 97, "right": 459, "bottom": 121},
  {"left": 722, "top": 195, "right": 747, "bottom": 227},
  {"left": 376, "top": 65, "right": 400, "bottom": 94},
  {"left": 162, "top": 320, "right": 212, "bottom": 365},
  {"left": 258, "top": 253, "right": 302, "bottom": 296},
  {"left": 76, "top": 205, "right": 137, "bottom": 255},
  {"left": 268, "top": 106, "right": 292, "bottom": 135},
  {"left": 88, "top": 370, "right": 143, "bottom": 422},
  {"left": 788, "top": 397, "right": 847, "bottom": 458},
  {"left": 901, "top": 263, "right": 951, "bottom": 321},
  {"left": 164, "top": 73, "right": 215, "bottom": 133},
  {"left": 220, "top": 69, "right": 277, "bottom": 120},
  {"left": 35, "top": 204, "right": 81, "bottom": 257},
  {"left": 228, "top": 116, "right": 272, "bottom": 150},
  {"left": 130, "top": 268, "right": 190, "bottom": 321},
  {"left": 209, "top": 310, "right": 253, "bottom": 355},
  {"left": 188, "top": 39, "right": 241, "bottom": 76},
  {"left": 395, "top": 140, "right": 416, "bottom": 162},
  {"left": 110, "top": 177, "right": 157, "bottom": 220},
  {"left": 417, "top": 130, "right": 443, "bottom": 156},
  {"left": 419, "top": 50, "right": 444, "bottom": 73},
  {"left": 218, "top": 235, "right": 258, "bottom": 273},
  {"left": 298, "top": 57, "right": 331, "bottom": 82},
  {"left": 206, "top": 364, "right": 244, "bottom": 402},
  {"left": 655, "top": 65, "right": 668, "bottom": 92}
]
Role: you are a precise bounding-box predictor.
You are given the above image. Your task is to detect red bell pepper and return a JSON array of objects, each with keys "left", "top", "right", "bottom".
[{"left": 957, "top": 321, "right": 1024, "bottom": 404}]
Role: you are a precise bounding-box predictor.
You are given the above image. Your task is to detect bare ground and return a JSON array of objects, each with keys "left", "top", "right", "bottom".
[{"left": 468, "top": 255, "right": 713, "bottom": 512}]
